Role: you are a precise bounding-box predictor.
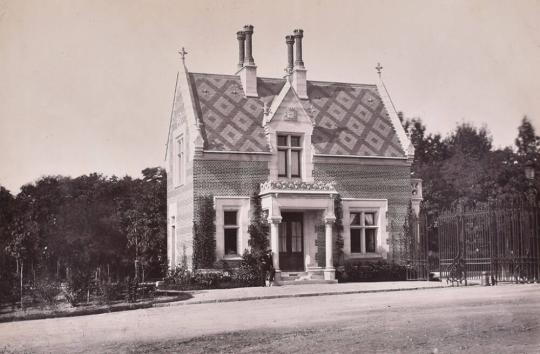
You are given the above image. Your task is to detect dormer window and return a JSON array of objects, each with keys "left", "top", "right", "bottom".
[{"left": 277, "top": 134, "right": 302, "bottom": 178}]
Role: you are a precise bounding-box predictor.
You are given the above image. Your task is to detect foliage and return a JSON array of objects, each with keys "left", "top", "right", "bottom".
[
  {"left": 334, "top": 194, "right": 344, "bottom": 267},
  {"left": 0, "top": 168, "right": 167, "bottom": 306},
  {"left": 95, "top": 281, "right": 125, "bottom": 304},
  {"left": 241, "top": 191, "right": 272, "bottom": 286},
  {"left": 63, "top": 269, "right": 93, "bottom": 306},
  {"left": 163, "top": 265, "right": 242, "bottom": 290},
  {"left": 402, "top": 116, "right": 539, "bottom": 214},
  {"left": 193, "top": 196, "right": 216, "bottom": 269},
  {"left": 235, "top": 251, "right": 263, "bottom": 287},
  {"left": 336, "top": 260, "right": 407, "bottom": 283},
  {"left": 123, "top": 168, "right": 168, "bottom": 281},
  {"left": 31, "top": 278, "right": 62, "bottom": 308}
]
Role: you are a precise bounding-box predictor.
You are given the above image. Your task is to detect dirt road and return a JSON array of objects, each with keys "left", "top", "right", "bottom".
[{"left": 1, "top": 284, "right": 539, "bottom": 353}]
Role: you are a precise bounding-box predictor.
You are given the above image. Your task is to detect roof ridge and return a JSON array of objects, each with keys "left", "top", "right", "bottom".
[{"left": 189, "top": 72, "right": 376, "bottom": 87}]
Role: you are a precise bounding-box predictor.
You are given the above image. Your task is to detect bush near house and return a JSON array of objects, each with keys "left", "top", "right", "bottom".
[
  {"left": 337, "top": 260, "right": 407, "bottom": 283},
  {"left": 163, "top": 262, "right": 262, "bottom": 291}
]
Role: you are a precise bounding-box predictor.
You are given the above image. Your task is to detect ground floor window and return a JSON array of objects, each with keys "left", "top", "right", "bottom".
[
  {"left": 350, "top": 211, "right": 378, "bottom": 253},
  {"left": 224, "top": 210, "right": 238, "bottom": 255}
]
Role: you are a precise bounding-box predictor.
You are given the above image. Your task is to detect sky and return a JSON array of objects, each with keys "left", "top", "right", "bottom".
[{"left": 1, "top": 0, "right": 539, "bottom": 194}]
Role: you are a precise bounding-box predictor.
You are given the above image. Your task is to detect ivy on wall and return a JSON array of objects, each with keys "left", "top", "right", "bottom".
[
  {"left": 193, "top": 195, "right": 216, "bottom": 269},
  {"left": 334, "top": 194, "right": 345, "bottom": 267}
]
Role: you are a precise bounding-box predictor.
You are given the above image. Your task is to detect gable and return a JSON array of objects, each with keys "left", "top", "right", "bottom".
[{"left": 267, "top": 84, "right": 313, "bottom": 126}]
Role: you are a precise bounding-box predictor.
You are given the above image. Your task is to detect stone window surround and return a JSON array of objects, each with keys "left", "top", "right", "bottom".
[
  {"left": 342, "top": 198, "right": 388, "bottom": 259},
  {"left": 214, "top": 196, "right": 251, "bottom": 261}
]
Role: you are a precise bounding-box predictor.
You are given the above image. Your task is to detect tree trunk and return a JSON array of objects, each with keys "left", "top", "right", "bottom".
[{"left": 20, "top": 261, "right": 24, "bottom": 309}]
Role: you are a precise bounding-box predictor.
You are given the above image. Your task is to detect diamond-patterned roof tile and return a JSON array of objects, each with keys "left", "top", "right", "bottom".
[{"left": 187, "top": 73, "right": 405, "bottom": 156}]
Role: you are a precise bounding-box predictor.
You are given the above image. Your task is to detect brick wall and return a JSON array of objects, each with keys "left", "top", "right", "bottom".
[
  {"left": 313, "top": 161, "right": 411, "bottom": 262},
  {"left": 191, "top": 158, "right": 269, "bottom": 265}
]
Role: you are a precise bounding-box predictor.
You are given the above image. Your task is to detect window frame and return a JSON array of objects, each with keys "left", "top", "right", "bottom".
[
  {"left": 173, "top": 135, "right": 185, "bottom": 187},
  {"left": 223, "top": 210, "right": 239, "bottom": 256},
  {"left": 349, "top": 210, "right": 379, "bottom": 254},
  {"left": 277, "top": 134, "right": 302, "bottom": 179}
]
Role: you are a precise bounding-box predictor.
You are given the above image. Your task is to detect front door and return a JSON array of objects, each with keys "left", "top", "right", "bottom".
[{"left": 279, "top": 212, "right": 304, "bottom": 271}]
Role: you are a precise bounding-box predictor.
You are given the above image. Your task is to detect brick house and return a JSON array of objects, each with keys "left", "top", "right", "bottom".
[{"left": 166, "top": 25, "right": 422, "bottom": 283}]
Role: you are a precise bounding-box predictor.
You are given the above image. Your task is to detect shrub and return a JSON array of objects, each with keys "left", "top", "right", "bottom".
[
  {"left": 337, "top": 260, "right": 407, "bottom": 283},
  {"left": 95, "top": 281, "right": 124, "bottom": 304},
  {"left": 0, "top": 272, "right": 19, "bottom": 308},
  {"left": 31, "top": 278, "right": 61, "bottom": 308},
  {"left": 63, "top": 270, "right": 92, "bottom": 306},
  {"left": 232, "top": 252, "right": 261, "bottom": 287}
]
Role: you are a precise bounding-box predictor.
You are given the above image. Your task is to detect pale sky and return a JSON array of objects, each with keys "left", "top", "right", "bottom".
[{"left": 1, "top": 0, "right": 539, "bottom": 194}]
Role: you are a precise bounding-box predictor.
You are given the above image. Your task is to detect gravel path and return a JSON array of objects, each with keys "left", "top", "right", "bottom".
[{"left": 1, "top": 284, "right": 538, "bottom": 353}]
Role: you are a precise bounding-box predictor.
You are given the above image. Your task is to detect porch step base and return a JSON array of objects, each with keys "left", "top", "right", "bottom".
[
  {"left": 277, "top": 271, "right": 335, "bottom": 285},
  {"left": 275, "top": 279, "right": 338, "bottom": 286}
]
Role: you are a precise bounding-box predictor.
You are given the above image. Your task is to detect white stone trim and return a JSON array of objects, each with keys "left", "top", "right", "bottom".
[
  {"left": 203, "top": 150, "right": 272, "bottom": 155},
  {"left": 342, "top": 198, "right": 389, "bottom": 259},
  {"left": 376, "top": 83, "right": 413, "bottom": 158},
  {"left": 314, "top": 153, "right": 407, "bottom": 160},
  {"left": 214, "top": 196, "right": 251, "bottom": 260},
  {"left": 263, "top": 84, "right": 315, "bottom": 182}
]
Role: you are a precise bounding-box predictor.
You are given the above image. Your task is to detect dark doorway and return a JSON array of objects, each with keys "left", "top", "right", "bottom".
[{"left": 279, "top": 212, "right": 304, "bottom": 271}]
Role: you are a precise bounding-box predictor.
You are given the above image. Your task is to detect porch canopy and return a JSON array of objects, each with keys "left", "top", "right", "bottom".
[{"left": 260, "top": 180, "right": 338, "bottom": 281}]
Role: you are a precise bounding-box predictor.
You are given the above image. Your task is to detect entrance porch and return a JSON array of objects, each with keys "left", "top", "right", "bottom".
[{"left": 260, "top": 180, "right": 338, "bottom": 284}]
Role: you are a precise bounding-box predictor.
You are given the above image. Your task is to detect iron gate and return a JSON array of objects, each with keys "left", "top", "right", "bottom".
[
  {"left": 438, "top": 201, "right": 540, "bottom": 285},
  {"left": 404, "top": 211, "right": 430, "bottom": 280}
]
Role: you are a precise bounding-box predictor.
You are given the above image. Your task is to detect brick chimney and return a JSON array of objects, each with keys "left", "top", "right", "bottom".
[
  {"left": 292, "top": 29, "right": 307, "bottom": 99},
  {"left": 237, "top": 25, "right": 258, "bottom": 97}
]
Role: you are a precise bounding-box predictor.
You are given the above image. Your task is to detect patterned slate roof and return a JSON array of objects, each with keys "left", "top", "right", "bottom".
[{"left": 188, "top": 73, "right": 405, "bottom": 157}]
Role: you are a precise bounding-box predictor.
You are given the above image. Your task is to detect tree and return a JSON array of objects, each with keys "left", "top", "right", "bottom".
[
  {"left": 515, "top": 116, "right": 539, "bottom": 160},
  {"left": 122, "top": 168, "right": 167, "bottom": 281}
]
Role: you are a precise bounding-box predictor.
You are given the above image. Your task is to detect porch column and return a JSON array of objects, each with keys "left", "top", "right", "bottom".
[
  {"left": 324, "top": 216, "right": 336, "bottom": 280},
  {"left": 269, "top": 216, "right": 282, "bottom": 281}
]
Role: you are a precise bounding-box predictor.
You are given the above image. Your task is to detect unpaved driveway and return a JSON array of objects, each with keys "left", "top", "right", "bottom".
[{"left": 1, "top": 285, "right": 539, "bottom": 353}]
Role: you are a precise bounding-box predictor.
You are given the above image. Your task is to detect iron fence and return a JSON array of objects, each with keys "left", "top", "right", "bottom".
[{"left": 438, "top": 201, "right": 540, "bottom": 285}]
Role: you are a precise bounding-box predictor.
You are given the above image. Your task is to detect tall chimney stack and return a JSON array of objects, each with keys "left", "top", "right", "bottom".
[
  {"left": 286, "top": 35, "right": 295, "bottom": 74},
  {"left": 292, "top": 29, "right": 307, "bottom": 99},
  {"left": 237, "top": 31, "right": 245, "bottom": 70},
  {"left": 237, "top": 25, "right": 258, "bottom": 97},
  {"left": 293, "top": 29, "right": 304, "bottom": 68},
  {"left": 243, "top": 25, "right": 255, "bottom": 66}
]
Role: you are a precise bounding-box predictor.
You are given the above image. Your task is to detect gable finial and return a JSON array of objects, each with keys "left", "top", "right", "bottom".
[
  {"left": 178, "top": 47, "right": 188, "bottom": 64},
  {"left": 375, "top": 62, "right": 383, "bottom": 77}
]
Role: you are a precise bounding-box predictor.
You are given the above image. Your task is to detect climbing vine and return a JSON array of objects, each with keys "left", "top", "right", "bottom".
[
  {"left": 334, "top": 194, "right": 345, "bottom": 267},
  {"left": 193, "top": 195, "right": 216, "bottom": 269}
]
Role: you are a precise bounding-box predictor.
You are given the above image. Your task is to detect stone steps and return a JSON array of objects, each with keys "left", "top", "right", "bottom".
[{"left": 276, "top": 271, "right": 337, "bottom": 285}]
